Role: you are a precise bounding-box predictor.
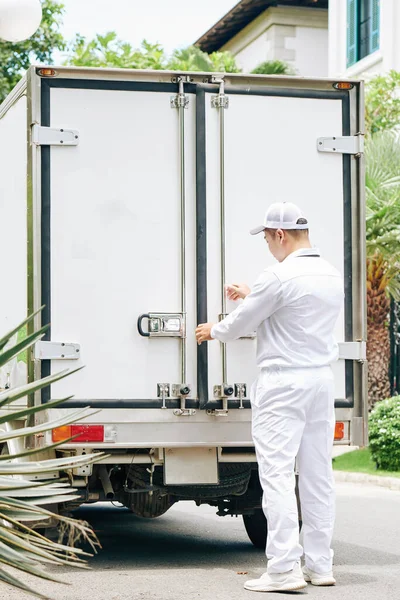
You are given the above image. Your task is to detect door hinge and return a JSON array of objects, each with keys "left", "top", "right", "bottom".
[
  {"left": 31, "top": 124, "right": 79, "bottom": 146},
  {"left": 338, "top": 341, "right": 366, "bottom": 362},
  {"left": 317, "top": 134, "right": 364, "bottom": 155},
  {"left": 34, "top": 341, "right": 81, "bottom": 360}
]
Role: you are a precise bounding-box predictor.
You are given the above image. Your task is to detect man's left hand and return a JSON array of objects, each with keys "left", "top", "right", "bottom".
[{"left": 195, "top": 323, "right": 214, "bottom": 344}]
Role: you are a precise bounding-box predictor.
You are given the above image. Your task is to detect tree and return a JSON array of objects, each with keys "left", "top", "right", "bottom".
[
  {"left": 251, "top": 60, "right": 295, "bottom": 75},
  {"left": 365, "top": 70, "right": 400, "bottom": 136},
  {"left": 0, "top": 0, "right": 66, "bottom": 103},
  {"left": 64, "top": 35, "right": 241, "bottom": 74},
  {"left": 209, "top": 51, "right": 241, "bottom": 74},
  {"left": 65, "top": 33, "right": 167, "bottom": 70},
  {"left": 365, "top": 130, "right": 400, "bottom": 407},
  {"left": 167, "top": 45, "right": 213, "bottom": 72},
  {"left": 363, "top": 71, "right": 400, "bottom": 406},
  {"left": 167, "top": 46, "right": 241, "bottom": 73}
]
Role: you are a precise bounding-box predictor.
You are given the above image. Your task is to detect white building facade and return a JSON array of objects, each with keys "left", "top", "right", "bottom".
[
  {"left": 196, "top": 0, "right": 399, "bottom": 79},
  {"left": 329, "top": 0, "right": 400, "bottom": 77},
  {"left": 196, "top": 1, "right": 329, "bottom": 77},
  {"left": 219, "top": 6, "right": 328, "bottom": 77}
]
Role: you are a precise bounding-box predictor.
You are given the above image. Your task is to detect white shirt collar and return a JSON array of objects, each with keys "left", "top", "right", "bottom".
[{"left": 285, "top": 248, "right": 321, "bottom": 261}]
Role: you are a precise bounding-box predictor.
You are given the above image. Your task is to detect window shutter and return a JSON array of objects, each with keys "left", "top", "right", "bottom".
[
  {"left": 370, "top": 0, "right": 380, "bottom": 53},
  {"left": 347, "top": 0, "right": 358, "bottom": 67}
]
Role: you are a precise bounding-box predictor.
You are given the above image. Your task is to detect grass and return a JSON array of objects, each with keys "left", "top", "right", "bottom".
[{"left": 333, "top": 447, "right": 400, "bottom": 478}]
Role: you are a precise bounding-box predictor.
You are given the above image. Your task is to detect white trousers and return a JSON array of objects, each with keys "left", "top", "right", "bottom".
[{"left": 251, "top": 366, "right": 336, "bottom": 575}]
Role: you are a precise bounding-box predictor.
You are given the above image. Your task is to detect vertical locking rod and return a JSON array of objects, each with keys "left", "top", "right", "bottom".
[
  {"left": 215, "top": 80, "right": 229, "bottom": 384},
  {"left": 178, "top": 78, "right": 187, "bottom": 385}
]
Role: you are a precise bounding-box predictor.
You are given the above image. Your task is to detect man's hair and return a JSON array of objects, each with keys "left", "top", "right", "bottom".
[{"left": 265, "top": 218, "right": 309, "bottom": 240}]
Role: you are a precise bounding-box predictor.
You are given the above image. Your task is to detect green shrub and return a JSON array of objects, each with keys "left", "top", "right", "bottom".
[
  {"left": 251, "top": 60, "right": 295, "bottom": 75},
  {"left": 369, "top": 396, "right": 400, "bottom": 471}
]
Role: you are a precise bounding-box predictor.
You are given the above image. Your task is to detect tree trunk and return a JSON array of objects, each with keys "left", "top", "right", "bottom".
[{"left": 367, "top": 256, "right": 391, "bottom": 409}]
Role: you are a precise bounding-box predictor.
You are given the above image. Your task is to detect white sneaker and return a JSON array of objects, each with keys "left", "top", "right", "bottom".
[
  {"left": 244, "top": 564, "right": 307, "bottom": 592},
  {"left": 302, "top": 565, "right": 336, "bottom": 586}
]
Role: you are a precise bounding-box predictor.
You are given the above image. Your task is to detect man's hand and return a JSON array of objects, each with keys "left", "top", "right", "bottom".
[
  {"left": 226, "top": 283, "right": 251, "bottom": 301},
  {"left": 195, "top": 323, "right": 214, "bottom": 345}
]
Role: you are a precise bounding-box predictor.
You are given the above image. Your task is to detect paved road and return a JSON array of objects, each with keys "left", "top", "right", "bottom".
[{"left": 4, "top": 482, "right": 400, "bottom": 600}]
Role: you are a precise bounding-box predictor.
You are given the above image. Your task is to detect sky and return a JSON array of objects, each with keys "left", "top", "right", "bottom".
[{"left": 58, "top": 0, "right": 238, "bottom": 54}]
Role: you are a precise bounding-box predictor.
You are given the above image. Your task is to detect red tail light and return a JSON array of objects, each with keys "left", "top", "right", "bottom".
[{"left": 52, "top": 424, "right": 104, "bottom": 443}]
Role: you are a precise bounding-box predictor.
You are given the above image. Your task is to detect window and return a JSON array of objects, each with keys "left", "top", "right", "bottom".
[{"left": 347, "top": 0, "right": 380, "bottom": 67}]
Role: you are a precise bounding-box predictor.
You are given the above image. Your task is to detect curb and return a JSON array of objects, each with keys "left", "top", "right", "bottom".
[{"left": 334, "top": 470, "right": 400, "bottom": 491}]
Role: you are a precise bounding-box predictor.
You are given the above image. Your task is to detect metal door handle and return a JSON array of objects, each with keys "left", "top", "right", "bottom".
[
  {"left": 137, "top": 314, "right": 150, "bottom": 337},
  {"left": 137, "top": 313, "right": 185, "bottom": 338}
]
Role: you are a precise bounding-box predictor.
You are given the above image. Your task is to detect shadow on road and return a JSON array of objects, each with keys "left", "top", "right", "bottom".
[
  {"left": 333, "top": 540, "right": 400, "bottom": 567},
  {"left": 67, "top": 502, "right": 261, "bottom": 571}
]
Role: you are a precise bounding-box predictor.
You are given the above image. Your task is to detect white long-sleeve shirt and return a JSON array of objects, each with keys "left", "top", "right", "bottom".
[{"left": 211, "top": 248, "right": 344, "bottom": 369}]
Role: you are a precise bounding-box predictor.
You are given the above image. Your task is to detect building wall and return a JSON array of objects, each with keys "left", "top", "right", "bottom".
[
  {"left": 329, "top": 0, "right": 400, "bottom": 78},
  {"left": 220, "top": 6, "right": 328, "bottom": 76}
]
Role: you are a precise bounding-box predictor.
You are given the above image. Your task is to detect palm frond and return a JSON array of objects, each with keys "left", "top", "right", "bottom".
[
  {"left": 0, "top": 314, "right": 104, "bottom": 597},
  {"left": 0, "top": 307, "right": 44, "bottom": 353},
  {"left": 0, "top": 566, "right": 51, "bottom": 600},
  {"left": 0, "top": 406, "right": 97, "bottom": 443},
  {"left": 365, "top": 130, "right": 400, "bottom": 298},
  {"left": 0, "top": 325, "right": 48, "bottom": 368},
  {"left": 0, "top": 366, "right": 84, "bottom": 408}
]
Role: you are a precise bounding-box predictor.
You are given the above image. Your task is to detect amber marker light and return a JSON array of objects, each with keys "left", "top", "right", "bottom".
[
  {"left": 334, "top": 422, "right": 345, "bottom": 441},
  {"left": 333, "top": 82, "right": 354, "bottom": 90},
  {"left": 37, "top": 68, "right": 58, "bottom": 77}
]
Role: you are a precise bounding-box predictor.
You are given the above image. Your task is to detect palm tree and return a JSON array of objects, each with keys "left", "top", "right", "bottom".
[
  {"left": 167, "top": 45, "right": 214, "bottom": 72},
  {"left": 251, "top": 60, "right": 295, "bottom": 75},
  {"left": 167, "top": 46, "right": 241, "bottom": 73},
  {"left": 365, "top": 130, "right": 400, "bottom": 407},
  {"left": 209, "top": 51, "right": 241, "bottom": 73},
  {"left": 0, "top": 311, "right": 103, "bottom": 597}
]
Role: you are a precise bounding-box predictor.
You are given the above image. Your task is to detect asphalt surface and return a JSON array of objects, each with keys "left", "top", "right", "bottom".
[{"left": 3, "top": 482, "right": 400, "bottom": 600}]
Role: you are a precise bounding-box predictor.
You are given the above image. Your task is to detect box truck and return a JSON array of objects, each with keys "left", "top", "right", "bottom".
[{"left": 0, "top": 66, "right": 367, "bottom": 547}]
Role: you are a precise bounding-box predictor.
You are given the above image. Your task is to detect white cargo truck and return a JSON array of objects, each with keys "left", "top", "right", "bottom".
[{"left": 0, "top": 66, "right": 367, "bottom": 547}]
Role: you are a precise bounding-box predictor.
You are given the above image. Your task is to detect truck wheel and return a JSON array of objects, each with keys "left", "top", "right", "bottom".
[
  {"left": 243, "top": 509, "right": 267, "bottom": 549},
  {"left": 243, "top": 510, "right": 303, "bottom": 549}
]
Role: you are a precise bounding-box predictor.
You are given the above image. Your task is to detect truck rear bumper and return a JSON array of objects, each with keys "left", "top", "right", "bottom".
[{"left": 45, "top": 407, "right": 254, "bottom": 449}]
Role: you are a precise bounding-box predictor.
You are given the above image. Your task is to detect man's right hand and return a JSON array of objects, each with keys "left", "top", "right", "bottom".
[{"left": 225, "top": 283, "right": 251, "bottom": 301}]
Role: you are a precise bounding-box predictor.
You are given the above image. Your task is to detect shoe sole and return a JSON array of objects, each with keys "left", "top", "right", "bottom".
[
  {"left": 244, "top": 580, "right": 308, "bottom": 592},
  {"left": 304, "top": 576, "right": 336, "bottom": 586}
]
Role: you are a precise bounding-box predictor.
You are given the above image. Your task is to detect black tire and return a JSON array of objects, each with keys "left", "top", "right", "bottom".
[
  {"left": 243, "top": 509, "right": 268, "bottom": 549},
  {"left": 243, "top": 510, "right": 303, "bottom": 549}
]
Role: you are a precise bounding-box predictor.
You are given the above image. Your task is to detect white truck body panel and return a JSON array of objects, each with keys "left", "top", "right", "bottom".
[{"left": 0, "top": 95, "right": 28, "bottom": 398}]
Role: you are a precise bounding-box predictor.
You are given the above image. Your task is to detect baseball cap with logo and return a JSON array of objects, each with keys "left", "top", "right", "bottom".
[{"left": 250, "top": 202, "right": 309, "bottom": 235}]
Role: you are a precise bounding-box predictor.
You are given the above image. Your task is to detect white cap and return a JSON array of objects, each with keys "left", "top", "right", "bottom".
[{"left": 250, "top": 202, "right": 309, "bottom": 235}]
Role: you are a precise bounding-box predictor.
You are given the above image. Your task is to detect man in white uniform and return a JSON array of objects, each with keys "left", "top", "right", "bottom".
[{"left": 196, "top": 202, "right": 343, "bottom": 593}]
